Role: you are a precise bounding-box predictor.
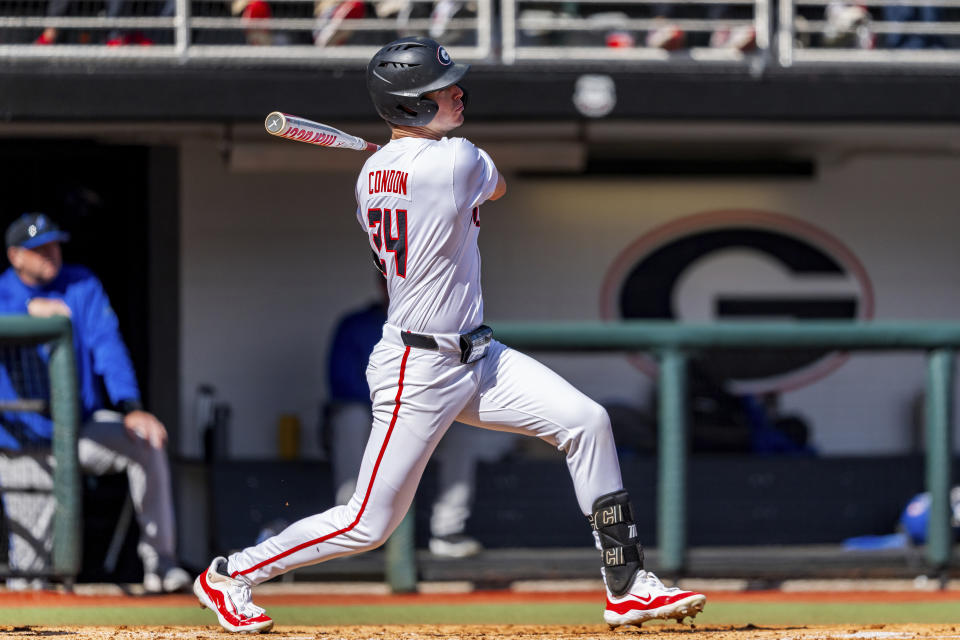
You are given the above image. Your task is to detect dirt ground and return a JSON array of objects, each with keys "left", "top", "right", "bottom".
[
  {"left": 3, "top": 624, "right": 960, "bottom": 640},
  {"left": 4, "top": 589, "right": 960, "bottom": 608},
  {"left": 2, "top": 589, "right": 959, "bottom": 639}
]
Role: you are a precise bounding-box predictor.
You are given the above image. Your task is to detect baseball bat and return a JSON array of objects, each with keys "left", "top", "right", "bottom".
[{"left": 264, "top": 111, "right": 380, "bottom": 152}]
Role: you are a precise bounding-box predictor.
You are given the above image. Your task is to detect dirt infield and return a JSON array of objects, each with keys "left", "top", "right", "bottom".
[
  {"left": 3, "top": 589, "right": 959, "bottom": 636},
  {"left": 4, "top": 589, "right": 960, "bottom": 607},
  {"left": 3, "top": 623, "right": 960, "bottom": 640}
]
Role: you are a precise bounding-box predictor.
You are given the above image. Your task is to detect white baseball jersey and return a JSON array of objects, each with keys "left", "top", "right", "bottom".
[
  {"left": 355, "top": 136, "right": 499, "bottom": 334},
  {"left": 226, "top": 135, "right": 624, "bottom": 589}
]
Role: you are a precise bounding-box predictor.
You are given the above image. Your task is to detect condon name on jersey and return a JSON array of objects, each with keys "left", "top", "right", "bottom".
[{"left": 368, "top": 169, "right": 411, "bottom": 201}]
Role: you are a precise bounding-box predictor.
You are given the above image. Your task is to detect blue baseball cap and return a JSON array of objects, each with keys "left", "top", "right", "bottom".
[{"left": 5, "top": 213, "right": 71, "bottom": 249}]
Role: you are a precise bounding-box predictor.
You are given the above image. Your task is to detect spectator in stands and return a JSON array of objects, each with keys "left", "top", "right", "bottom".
[
  {"left": 638, "top": 2, "right": 756, "bottom": 50},
  {"left": 644, "top": 4, "right": 756, "bottom": 51},
  {"left": 0, "top": 213, "right": 189, "bottom": 592},
  {"left": 428, "top": 0, "right": 476, "bottom": 41},
  {"left": 821, "top": 1, "right": 875, "bottom": 48},
  {"left": 227, "top": 0, "right": 373, "bottom": 47},
  {"left": 35, "top": 0, "right": 174, "bottom": 45},
  {"left": 231, "top": 0, "right": 276, "bottom": 45},
  {"left": 707, "top": 6, "right": 757, "bottom": 50},
  {"left": 882, "top": 3, "right": 945, "bottom": 48},
  {"left": 169, "top": 0, "right": 473, "bottom": 47},
  {"left": 313, "top": 0, "right": 368, "bottom": 46},
  {"left": 324, "top": 278, "right": 515, "bottom": 557},
  {"left": 644, "top": 3, "right": 688, "bottom": 49}
]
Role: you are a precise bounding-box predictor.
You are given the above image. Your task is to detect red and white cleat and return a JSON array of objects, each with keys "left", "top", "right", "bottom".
[
  {"left": 194, "top": 556, "right": 274, "bottom": 633},
  {"left": 604, "top": 570, "right": 706, "bottom": 628}
]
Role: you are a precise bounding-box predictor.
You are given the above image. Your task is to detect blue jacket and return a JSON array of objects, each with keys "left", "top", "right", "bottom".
[{"left": 0, "top": 265, "right": 141, "bottom": 449}]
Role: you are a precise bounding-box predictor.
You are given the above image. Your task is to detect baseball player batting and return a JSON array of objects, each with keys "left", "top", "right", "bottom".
[{"left": 193, "top": 36, "right": 706, "bottom": 632}]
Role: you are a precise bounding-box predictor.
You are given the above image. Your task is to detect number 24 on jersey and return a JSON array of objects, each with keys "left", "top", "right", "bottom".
[{"left": 368, "top": 208, "right": 408, "bottom": 278}]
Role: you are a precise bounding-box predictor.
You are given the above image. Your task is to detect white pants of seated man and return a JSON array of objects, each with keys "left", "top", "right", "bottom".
[
  {"left": 0, "top": 410, "right": 177, "bottom": 578},
  {"left": 330, "top": 403, "right": 515, "bottom": 538}
]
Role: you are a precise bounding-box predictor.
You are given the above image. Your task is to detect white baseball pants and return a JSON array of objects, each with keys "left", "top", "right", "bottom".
[
  {"left": 228, "top": 325, "right": 623, "bottom": 585},
  {"left": 330, "top": 403, "right": 516, "bottom": 537}
]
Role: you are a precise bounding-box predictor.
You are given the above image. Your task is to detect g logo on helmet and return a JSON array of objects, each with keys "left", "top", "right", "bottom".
[{"left": 437, "top": 46, "right": 451, "bottom": 65}]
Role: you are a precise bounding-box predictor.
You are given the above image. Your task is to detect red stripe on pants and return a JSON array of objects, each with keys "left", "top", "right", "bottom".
[{"left": 233, "top": 345, "right": 412, "bottom": 578}]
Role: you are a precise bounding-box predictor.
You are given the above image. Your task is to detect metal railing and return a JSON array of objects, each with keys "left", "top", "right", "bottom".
[
  {"left": 0, "top": 0, "right": 493, "bottom": 62},
  {"left": 494, "top": 321, "right": 959, "bottom": 574},
  {"left": 502, "top": 0, "right": 770, "bottom": 63},
  {"left": 0, "top": 0, "right": 958, "bottom": 68},
  {"left": 780, "top": 0, "right": 960, "bottom": 66}
]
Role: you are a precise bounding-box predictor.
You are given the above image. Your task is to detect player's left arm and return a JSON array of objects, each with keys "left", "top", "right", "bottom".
[
  {"left": 489, "top": 172, "right": 507, "bottom": 201},
  {"left": 453, "top": 138, "right": 503, "bottom": 210}
]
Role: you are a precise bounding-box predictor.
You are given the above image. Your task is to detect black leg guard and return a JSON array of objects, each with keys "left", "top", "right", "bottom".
[{"left": 589, "top": 489, "right": 644, "bottom": 597}]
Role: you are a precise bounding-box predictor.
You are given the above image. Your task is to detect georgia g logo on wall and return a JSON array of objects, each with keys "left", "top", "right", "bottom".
[{"left": 600, "top": 210, "right": 875, "bottom": 393}]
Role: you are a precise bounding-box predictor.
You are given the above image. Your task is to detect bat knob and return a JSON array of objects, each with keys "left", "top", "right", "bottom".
[{"left": 265, "top": 112, "right": 287, "bottom": 134}]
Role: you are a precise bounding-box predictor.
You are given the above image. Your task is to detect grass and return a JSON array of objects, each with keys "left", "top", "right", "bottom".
[{"left": 2, "top": 601, "right": 960, "bottom": 626}]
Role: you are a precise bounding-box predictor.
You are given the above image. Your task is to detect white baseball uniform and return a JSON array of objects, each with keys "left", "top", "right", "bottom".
[{"left": 226, "top": 136, "right": 624, "bottom": 585}]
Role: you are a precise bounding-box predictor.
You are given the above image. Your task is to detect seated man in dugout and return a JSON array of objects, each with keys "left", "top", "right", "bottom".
[{"left": 0, "top": 212, "right": 189, "bottom": 593}]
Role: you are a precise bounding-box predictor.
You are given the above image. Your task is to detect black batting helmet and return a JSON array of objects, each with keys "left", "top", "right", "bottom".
[{"left": 366, "top": 37, "right": 470, "bottom": 127}]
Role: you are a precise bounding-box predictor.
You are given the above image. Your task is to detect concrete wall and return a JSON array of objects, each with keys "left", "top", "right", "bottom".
[{"left": 179, "top": 135, "right": 960, "bottom": 459}]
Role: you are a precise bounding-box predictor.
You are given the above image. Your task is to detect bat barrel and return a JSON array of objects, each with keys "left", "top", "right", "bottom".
[{"left": 264, "top": 111, "right": 379, "bottom": 152}]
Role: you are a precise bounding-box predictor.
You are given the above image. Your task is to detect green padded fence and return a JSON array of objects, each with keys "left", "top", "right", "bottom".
[
  {"left": 0, "top": 315, "right": 81, "bottom": 583},
  {"left": 492, "top": 321, "right": 960, "bottom": 576},
  {"left": 386, "top": 509, "right": 417, "bottom": 593}
]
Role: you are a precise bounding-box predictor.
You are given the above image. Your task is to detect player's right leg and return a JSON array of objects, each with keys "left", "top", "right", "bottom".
[
  {"left": 457, "top": 341, "right": 705, "bottom": 626},
  {"left": 592, "top": 490, "right": 705, "bottom": 627},
  {"left": 456, "top": 340, "right": 623, "bottom": 515}
]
